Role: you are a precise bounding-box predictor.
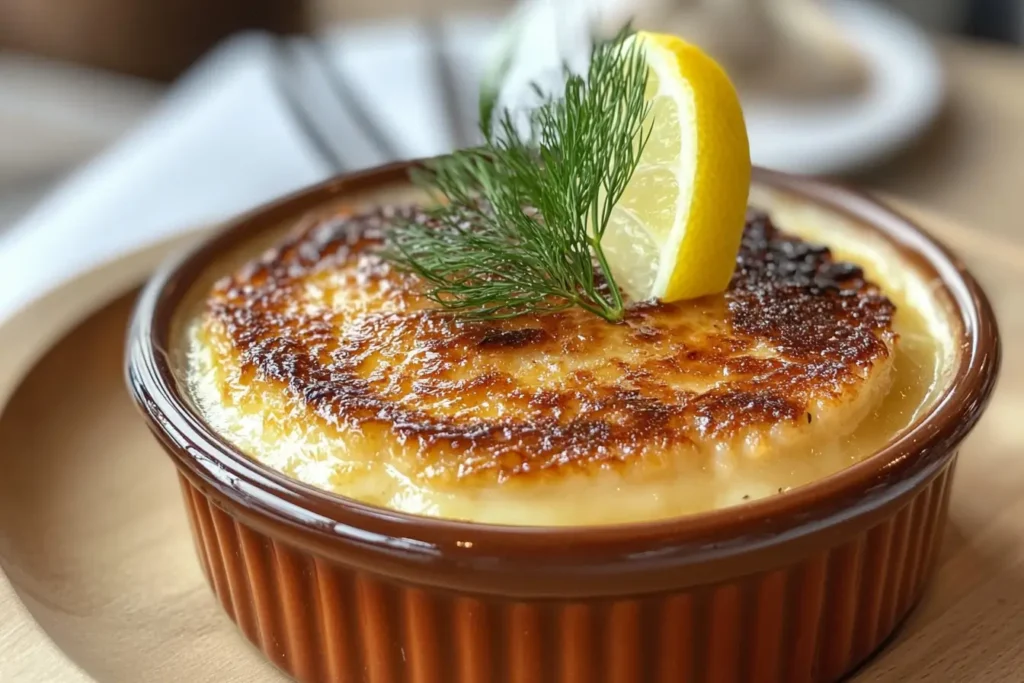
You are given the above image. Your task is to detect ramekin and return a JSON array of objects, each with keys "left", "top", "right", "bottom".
[{"left": 127, "top": 163, "right": 1000, "bottom": 683}]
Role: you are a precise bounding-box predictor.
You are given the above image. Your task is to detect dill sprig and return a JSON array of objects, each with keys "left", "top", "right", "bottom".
[{"left": 384, "top": 27, "right": 651, "bottom": 322}]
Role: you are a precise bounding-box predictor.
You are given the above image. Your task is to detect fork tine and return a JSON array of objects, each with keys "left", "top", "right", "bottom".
[
  {"left": 269, "top": 37, "right": 348, "bottom": 174},
  {"left": 303, "top": 37, "right": 404, "bottom": 161},
  {"left": 424, "top": 18, "right": 474, "bottom": 150}
]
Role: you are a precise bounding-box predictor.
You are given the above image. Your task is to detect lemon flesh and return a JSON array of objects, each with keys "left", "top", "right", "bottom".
[{"left": 602, "top": 32, "right": 752, "bottom": 303}]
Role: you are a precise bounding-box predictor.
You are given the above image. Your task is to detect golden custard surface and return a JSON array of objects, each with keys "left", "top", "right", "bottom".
[{"left": 187, "top": 201, "right": 947, "bottom": 525}]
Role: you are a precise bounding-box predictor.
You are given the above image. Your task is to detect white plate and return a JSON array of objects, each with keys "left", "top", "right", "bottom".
[
  {"left": 744, "top": 0, "right": 945, "bottom": 174},
  {"left": 325, "top": 0, "right": 944, "bottom": 175}
]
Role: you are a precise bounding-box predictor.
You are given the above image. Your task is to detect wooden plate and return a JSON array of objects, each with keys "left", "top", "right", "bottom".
[{"left": 0, "top": 206, "right": 1021, "bottom": 682}]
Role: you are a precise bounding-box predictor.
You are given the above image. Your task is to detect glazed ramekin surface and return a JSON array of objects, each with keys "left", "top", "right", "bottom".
[
  {"left": 176, "top": 460, "right": 955, "bottom": 683},
  {"left": 127, "top": 164, "right": 1000, "bottom": 683}
]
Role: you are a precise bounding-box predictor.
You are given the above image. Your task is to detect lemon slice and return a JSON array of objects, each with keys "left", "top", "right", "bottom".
[{"left": 601, "top": 32, "right": 752, "bottom": 302}]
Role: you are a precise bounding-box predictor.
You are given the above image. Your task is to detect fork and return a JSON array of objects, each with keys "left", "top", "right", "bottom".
[{"left": 267, "top": 21, "right": 481, "bottom": 175}]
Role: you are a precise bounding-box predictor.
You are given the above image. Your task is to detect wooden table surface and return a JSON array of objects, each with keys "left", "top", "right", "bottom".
[{"left": 1, "top": 35, "right": 1023, "bottom": 683}]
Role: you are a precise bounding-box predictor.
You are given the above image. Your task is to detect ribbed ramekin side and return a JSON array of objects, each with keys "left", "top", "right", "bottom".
[{"left": 177, "top": 456, "right": 954, "bottom": 683}]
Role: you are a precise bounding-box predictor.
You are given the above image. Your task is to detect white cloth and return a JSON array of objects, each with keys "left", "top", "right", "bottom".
[
  {"left": 0, "top": 22, "right": 492, "bottom": 322},
  {"left": 0, "top": 34, "right": 322, "bottom": 321}
]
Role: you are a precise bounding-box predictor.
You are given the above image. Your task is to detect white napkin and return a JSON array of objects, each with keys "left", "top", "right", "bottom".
[
  {"left": 0, "top": 21, "right": 492, "bottom": 323},
  {"left": 0, "top": 34, "right": 313, "bottom": 321}
]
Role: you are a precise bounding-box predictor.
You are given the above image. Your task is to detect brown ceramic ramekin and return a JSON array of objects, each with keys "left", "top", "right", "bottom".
[{"left": 126, "top": 163, "right": 1000, "bottom": 683}]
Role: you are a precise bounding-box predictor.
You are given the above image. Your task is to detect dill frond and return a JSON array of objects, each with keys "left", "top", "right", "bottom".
[{"left": 385, "top": 26, "right": 650, "bottom": 322}]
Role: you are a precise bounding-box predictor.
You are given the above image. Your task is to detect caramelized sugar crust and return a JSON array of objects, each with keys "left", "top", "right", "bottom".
[{"left": 197, "top": 208, "right": 896, "bottom": 484}]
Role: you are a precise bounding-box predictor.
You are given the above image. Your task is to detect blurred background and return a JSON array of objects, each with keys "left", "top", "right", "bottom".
[{"left": 0, "top": 0, "right": 1023, "bottom": 319}]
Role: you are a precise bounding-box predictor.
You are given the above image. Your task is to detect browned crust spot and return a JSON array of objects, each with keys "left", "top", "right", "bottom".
[{"left": 200, "top": 207, "right": 896, "bottom": 482}]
